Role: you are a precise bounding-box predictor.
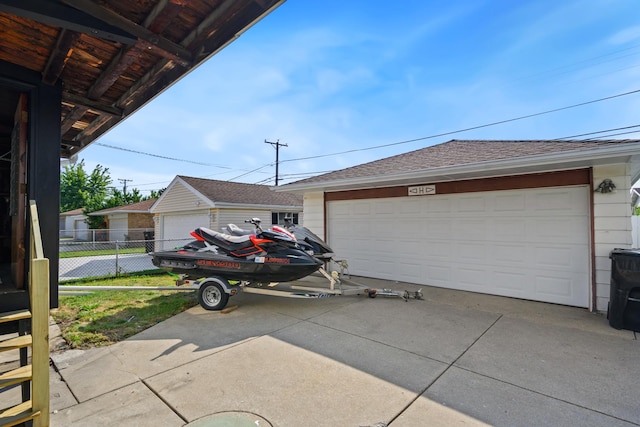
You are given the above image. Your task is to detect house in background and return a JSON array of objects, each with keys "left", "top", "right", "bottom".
[
  {"left": 151, "top": 176, "right": 302, "bottom": 250},
  {"left": 59, "top": 208, "right": 89, "bottom": 241},
  {"left": 88, "top": 198, "right": 156, "bottom": 242},
  {"left": 279, "top": 139, "right": 640, "bottom": 313}
]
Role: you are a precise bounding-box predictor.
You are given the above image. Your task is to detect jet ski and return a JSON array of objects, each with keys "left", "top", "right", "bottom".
[
  {"left": 151, "top": 221, "right": 322, "bottom": 283},
  {"left": 224, "top": 218, "right": 335, "bottom": 261}
]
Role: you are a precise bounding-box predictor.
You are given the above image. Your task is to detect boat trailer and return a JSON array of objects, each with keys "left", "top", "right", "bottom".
[
  {"left": 59, "top": 261, "right": 424, "bottom": 311},
  {"left": 177, "top": 261, "right": 424, "bottom": 311}
]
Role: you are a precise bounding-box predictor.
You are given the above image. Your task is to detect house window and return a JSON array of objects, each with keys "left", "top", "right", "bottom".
[{"left": 272, "top": 212, "right": 299, "bottom": 225}]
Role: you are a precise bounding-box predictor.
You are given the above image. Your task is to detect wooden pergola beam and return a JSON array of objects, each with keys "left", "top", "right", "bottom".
[{"left": 60, "top": 0, "right": 193, "bottom": 67}]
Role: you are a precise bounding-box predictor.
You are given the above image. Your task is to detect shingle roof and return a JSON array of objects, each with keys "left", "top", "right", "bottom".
[
  {"left": 288, "top": 139, "right": 640, "bottom": 186},
  {"left": 90, "top": 198, "right": 157, "bottom": 215},
  {"left": 60, "top": 208, "right": 85, "bottom": 216},
  {"left": 179, "top": 176, "right": 302, "bottom": 207}
]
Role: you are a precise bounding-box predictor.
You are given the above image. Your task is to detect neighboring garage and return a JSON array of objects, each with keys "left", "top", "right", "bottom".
[
  {"left": 151, "top": 175, "right": 303, "bottom": 250},
  {"left": 278, "top": 139, "right": 640, "bottom": 312}
]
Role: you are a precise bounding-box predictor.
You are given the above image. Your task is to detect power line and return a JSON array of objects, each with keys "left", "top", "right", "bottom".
[
  {"left": 278, "top": 88, "right": 640, "bottom": 164},
  {"left": 587, "top": 130, "right": 640, "bottom": 139},
  {"left": 96, "top": 143, "right": 222, "bottom": 167},
  {"left": 553, "top": 124, "right": 640, "bottom": 140},
  {"left": 226, "top": 163, "right": 275, "bottom": 182}
]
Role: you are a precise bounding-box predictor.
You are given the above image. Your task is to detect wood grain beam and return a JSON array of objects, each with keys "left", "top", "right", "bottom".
[
  {"left": 60, "top": 0, "right": 193, "bottom": 66},
  {"left": 0, "top": 0, "right": 136, "bottom": 44},
  {"left": 61, "top": 92, "right": 122, "bottom": 117},
  {"left": 42, "top": 29, "right": 80, "bottom": 85}
]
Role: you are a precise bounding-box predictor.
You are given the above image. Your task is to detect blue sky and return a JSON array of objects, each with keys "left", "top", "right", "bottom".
[{"left": 77, "top": 0, "right": 640, "bottom": 195}]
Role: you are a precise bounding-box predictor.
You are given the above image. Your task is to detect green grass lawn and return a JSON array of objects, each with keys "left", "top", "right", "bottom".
[
  {"left": 59, "top": 246, "right": 147, "bottom": 258},
  {"left": 52, "top": 273, "right": 198, "bottom": 348}
]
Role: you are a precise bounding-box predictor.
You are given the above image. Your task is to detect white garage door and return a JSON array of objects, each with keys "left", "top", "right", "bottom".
[
  {"left": 160, "top": 211, "right": 210, "bottom": 250},
  {"left": 108, "top": 216, "right": 128, "bottom": 241},
  {"left": 328, "top": 186, "right": 590, "bottom": 307}
]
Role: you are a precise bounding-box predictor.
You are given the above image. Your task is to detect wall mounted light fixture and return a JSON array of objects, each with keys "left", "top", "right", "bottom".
[{"left": 595, "top": 179, "right": 616, "bottom": 193}]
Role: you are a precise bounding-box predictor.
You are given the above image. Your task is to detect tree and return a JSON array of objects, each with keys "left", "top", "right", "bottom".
[
  {"left": 60, "top": 160, "right": 111, "bottom": 213},
  {"left": 61, "top": 159, "right": 164, "bottom": 229},
  {"left": 148, "top": 188, "right": 165, "bottom": 199}
]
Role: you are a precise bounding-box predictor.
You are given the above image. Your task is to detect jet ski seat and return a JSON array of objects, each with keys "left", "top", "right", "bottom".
[
  {"left": 196, "top": 227, "right": 251, "bottom": 244},
  {"left": 226, "top": 223, "right": 253, "bottom": 236}
]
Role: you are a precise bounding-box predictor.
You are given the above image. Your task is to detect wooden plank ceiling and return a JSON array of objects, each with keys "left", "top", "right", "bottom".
[{"left": 0, "top": 0, "right": 284, "bottom": 158}]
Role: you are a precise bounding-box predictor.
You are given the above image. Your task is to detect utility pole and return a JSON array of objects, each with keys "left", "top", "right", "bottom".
[
  {"left": 118, "top": 178, "right": 133, "bottom": 194},
  {"left": 264, "top": 139, "right": 287, "bottom": 186}
]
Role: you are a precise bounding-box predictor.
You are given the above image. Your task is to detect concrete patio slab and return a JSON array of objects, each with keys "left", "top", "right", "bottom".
[
  {"left": 145, "top": 334, "right": 413, "bottom": 427},
  {"left": 310, "top": 296, "right": 500, "bottom": 363},
  {"left": 455, "top": 315, "right": 640, "bottom": 424},
  {"left": 47, "top": 277, "right": 640, "bottom": 426},
  {"left": 51, "top": 304, "right": 303, "bottom": 402},
  {"left": 271, "top": 320, "right": 448, "bottom": 393},
  {"left": 51, "top": 381, "right": 184, "bottom": 426},
  {"left": 421, "top": 366, "right": 636, "bottom": 427}
]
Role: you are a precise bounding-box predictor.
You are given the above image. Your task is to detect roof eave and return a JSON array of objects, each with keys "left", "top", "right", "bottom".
[
  {"left": 212, "top": 202, "right": 302, "bottom": 210},
  {"left": 277, "top": 144, "right": 640, "bottom": 193}
]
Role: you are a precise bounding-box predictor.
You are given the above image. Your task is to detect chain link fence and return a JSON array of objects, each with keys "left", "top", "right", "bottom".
[{"left": 59, "top": 238, "right": 191, "bottom": 282}]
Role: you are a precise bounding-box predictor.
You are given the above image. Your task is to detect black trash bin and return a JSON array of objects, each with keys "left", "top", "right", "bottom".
[
  {"left": 608, "top": 248, "right": 640, "bottom": 332},
  {"left": 143, "top": 231, "right": 155, "bottom": 253}
]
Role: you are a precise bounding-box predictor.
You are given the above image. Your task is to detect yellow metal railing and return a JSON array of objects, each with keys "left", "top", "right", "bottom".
[{"left": 0, "top": 201, "right": 50, "bottom": 426}]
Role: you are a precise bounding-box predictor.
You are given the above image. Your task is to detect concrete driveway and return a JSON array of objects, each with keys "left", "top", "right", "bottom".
[
  {"left": 59, "top": 253, "right": 156, "bottom": 280},
  {"left": 47, "top": 277, "right": 640, "bottom": 426}
]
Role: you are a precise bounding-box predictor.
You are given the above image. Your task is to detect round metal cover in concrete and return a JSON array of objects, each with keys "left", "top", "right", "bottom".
[{"left": 186, "top": 411, "right": 273, "bottom": 427}]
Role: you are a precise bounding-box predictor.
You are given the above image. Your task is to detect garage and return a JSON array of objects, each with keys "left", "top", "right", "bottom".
[
  {"left": 159, "top": 211, "right": 210, "bottom": 250},
  {"left": 328, "top": 185, "right": 590, "bottom": 307}
]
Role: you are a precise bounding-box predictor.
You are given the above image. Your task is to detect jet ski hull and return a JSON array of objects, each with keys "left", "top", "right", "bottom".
[{"left": 152, "top": 248, "right": 322, "bottom": 282}]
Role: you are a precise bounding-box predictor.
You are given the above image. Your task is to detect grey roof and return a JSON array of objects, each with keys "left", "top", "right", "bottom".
[
  {"left": 286, "top": 139, "right": 640, "bottom": 187},
  {"left": 60, "top": 208, "right": 85, "bottom": 216},
  {"left": 90, "top": 199, "right": 157, "bottom": 215},
  {"left": 179, "top": 176, "right": 302, "bottom": 207}
]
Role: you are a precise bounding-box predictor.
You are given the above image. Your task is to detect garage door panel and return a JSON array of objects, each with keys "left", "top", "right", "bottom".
[
  {"left": 535, "top": 275, "right": 574, "bottom": 297},
  {"left": 458, "top": 195, "right": 485, "bottom": 213},
  {"left": 328, "top": 186, "right": 590, "bottom": 307},
  {"left": 427, "top": 219, "right": 452, "bottom": 238},
  {"left": 427, "top": 264, "right": 451, "bottom": 284},
  {"left": 456, "top": 267, "right": 489, "bottom": 288},
  {"left": 426, "top": 198, "right": 451, "bottom": 213},
  {"left": 458, "top": 243, "right": 487, "bottom": 262},
  {"left": 491, "top": 219, "right": 527, "bottom": 241},
  {"left": 495, "top": 193, "right": 526, "bottom": 211},
  {"left": 492, "top": 270, "right": 528, "bottom": 291},
  {"left": 456, "top": 220, "right": 486, "bottom": 240},
  {"left": 424, "top": 240, "right": 452, "bottom": 258},
  {"left": 161, "top": 212, "right": 209, "bottom": 250},
  {"left": 493, "top": 244, "right": 528, "bottom": 264},
  {"left": 534, "top": 246, "right": 578, "bottom": 270}
]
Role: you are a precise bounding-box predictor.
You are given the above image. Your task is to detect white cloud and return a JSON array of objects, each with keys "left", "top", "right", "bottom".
[{"left": 608, "top": 26, "right": 640, "bottom": 45}]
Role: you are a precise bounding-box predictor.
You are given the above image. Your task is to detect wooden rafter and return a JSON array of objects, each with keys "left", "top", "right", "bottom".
[
  {"left": 60, "top": 0, "right": 193, "bottom": 67},
  {"left": 42, "top": 29, "right": 81, "bottom": 85}
]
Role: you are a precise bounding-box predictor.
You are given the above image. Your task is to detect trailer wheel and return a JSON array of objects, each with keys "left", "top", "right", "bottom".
[{"left": 198, "top": 281, "right": 229, "bottom": 310}]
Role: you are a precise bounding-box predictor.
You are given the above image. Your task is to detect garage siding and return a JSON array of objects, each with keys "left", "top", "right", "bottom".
[
  {"left": 303, "top": 192, "right": 325, "bottom": 237},
  {"left": 592, "top": 163, "right": 633, "bottom": 312},
  {"left": 327, "top": 186, "right": 590, "bottom": 307},
  {"left": 153, "top": 182, "right": 207, "bottom": 213}
]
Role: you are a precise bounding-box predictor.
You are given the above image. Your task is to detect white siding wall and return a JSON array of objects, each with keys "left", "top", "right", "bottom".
[
  {"left": 153, "top": 182, "right": 207, "bottom": 213},
  {"left": 303, "top": 192, "right": 325, "bottom": 237},
  {"left": 593, "top": 163, "right": 633, "bottom": 312},
  {"left": 218, "top": 209, "right": 273, "bottom": 232},
  {"left": 632, "top": 215, "right": 640, "bottom": 247}
]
